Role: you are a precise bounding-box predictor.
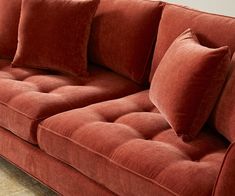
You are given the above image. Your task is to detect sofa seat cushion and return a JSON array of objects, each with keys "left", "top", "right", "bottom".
[
  {"left": 0, "top": 59, "right": 141, "bottom": 144},
  {"left": 38, "top": 91, "right": 228, "bottom": 196}
]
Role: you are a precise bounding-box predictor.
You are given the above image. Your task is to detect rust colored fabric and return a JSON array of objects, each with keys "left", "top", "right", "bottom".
[
  {"left": 149, "top": 29, "right": 231, "bottom": 140},
  {"left": 213, "top": 142, "right": 235, "bottom": 196},
  {"left": 150, "top": 4, "right": 235, "bottom": 81},
  {"left": 210, "top": 54, "right": 235, "bottom": 142},
  {"left": 12, "top": 0, "right": 99, "bottom": 76},
  {"left": 89, "top": 0, "right": 164, "bottom": 84},
  {"left": 0, "top": 0, "right": 21, "bottom": 59},
  {"left": 0, "top": 126, "right": 115, "bottom": 196},
  {"left": 0, "top": 59, "right": 141, "bottom": 144},
  {"left": 38, "top": 90, "right": 228, "bottom": 196}
]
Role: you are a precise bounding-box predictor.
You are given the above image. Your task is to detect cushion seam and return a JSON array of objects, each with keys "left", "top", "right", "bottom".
[
  {"left": 0, "top": 100, "right": 35, "bottom": 120},
  {"left": 0, "top": 93, "right": 75, "bottom": 121},
  {"left": 0, "top": 100, "right": 46, "bottom": 121}
]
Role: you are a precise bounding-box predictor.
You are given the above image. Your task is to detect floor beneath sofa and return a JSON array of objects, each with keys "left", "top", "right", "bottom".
[{"left": 0, "top": 157, "right": 57, "bottom": 195}]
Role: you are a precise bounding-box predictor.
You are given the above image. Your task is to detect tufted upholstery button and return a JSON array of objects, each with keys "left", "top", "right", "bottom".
[
  {"left": 0, "top": 59, "right": 142, "bottom": 144},
  {"left": 37, "top": 90, "right": 229, "bottom": 196}
]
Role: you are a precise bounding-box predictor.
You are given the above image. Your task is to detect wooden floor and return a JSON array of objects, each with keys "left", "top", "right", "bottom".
[{"left": 0, "top": 157, "right": 57, "bottom": 196}]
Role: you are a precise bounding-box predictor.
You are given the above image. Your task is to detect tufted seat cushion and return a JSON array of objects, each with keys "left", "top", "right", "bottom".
[
  {"left": 0, "top": 59, "right": 141, "bottom": 144},
  {"left": 38, "top": 90, "right": 229, "bottom": 196}
]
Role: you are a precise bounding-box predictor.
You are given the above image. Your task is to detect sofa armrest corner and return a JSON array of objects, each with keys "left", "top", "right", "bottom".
[{"left": 213, "top": 142, "right": 235, "bottom": 196}]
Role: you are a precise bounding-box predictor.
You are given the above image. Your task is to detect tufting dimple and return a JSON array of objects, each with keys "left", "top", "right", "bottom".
[
  {"left": 153, "top": 128, "right": 228, "bottom": 162},
  {"left": 13, "top": 75, "right": 34, "bottom": 81},
  {"left": 111, "top": 139, "right": 191, "bottom": 178},
  {"left": 70, "top": 121, "right": 143, "bottom": 157},
  {"left": 23, "top": 75, "right": 79, "bottom": 93},
  {"left": 115, "top": 112, "right": 170, "bottom": 139},
  {"left": 45, "top": 85, "right": 74, "bottom": 94}
]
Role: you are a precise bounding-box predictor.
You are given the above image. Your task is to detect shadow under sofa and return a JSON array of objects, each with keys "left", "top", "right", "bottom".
[{"left": 0, "top": 0, "right": 235, "bottom": 196}]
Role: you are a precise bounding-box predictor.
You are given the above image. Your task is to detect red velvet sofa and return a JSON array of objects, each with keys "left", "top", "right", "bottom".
[{"left": 0, "top": 0, "right": 235, "bottom": 195}]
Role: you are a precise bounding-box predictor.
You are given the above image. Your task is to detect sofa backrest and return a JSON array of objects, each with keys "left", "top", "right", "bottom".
[
  {"left": 88, "top": 0, "right": 164, "bottom": 84},
  {"left": 150, "top": 3, "right": 235, "bottom": 80},
  {"left": 210, "top": 53, "right": 235, "bottom": 142}
]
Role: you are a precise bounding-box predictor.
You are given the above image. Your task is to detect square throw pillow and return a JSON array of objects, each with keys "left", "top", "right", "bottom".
[
  {"left": 0, "top": 0, "right": 21, "bottom": 59},
  {"left": 149, "top": 29, "right": 231, "bottom": 141},
  {"left": 12, "top": 0, "right": 99, "bottom": 76}
]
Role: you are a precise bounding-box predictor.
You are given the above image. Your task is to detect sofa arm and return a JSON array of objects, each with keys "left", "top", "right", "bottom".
[{"left": 213, "top": 142, "right": 235, "bottom": 196}]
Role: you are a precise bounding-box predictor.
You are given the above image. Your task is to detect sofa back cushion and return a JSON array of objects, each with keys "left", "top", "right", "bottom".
[
  {"left": 0, "top": 0, "right": 21, "bottom": 59},
  {"left": 210, "top": 53, "right": 235, "bottom": 142},
  {"left": 89, "top": 0, "right": 164, "bottom": 84},
  {"left": 150, "top": 3, "right": 235, "bottom": 80}
]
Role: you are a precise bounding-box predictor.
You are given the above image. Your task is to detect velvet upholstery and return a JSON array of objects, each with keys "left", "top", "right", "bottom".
[
  {"left": 89, "top": 0, "right": 164, "bottom": 83},
  {"left": 0, "top": 126, "right": 115, "bottom": 196},
  {"left": 210, "top": 53, "right": 235, "bottom": 142},
  {"left": 0, "top": 0, "right": 21, "bottom": 59},
  {"left": 150, "top": 4, "right": 235, "bottom": 81},
  {"left": 0, "top": 59, "right": 141, "bottom": 144},
  {"left": 38, "top": 91, "right": 228, "bottom": 196},
  {"left": 0, "top": 1, "right": 234, "bottom": 195},
  {"left": 213, "top": 142, "right": 235, "bottom": 196},
  {"left": 12, "top": 0, "right": 99, "bottom": 76},
  {"left": 149, "top": 29, "right": 231, "bottom": 140}
]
